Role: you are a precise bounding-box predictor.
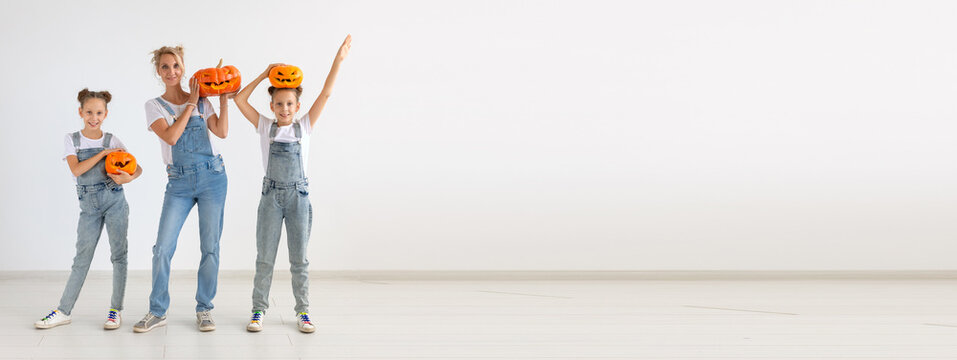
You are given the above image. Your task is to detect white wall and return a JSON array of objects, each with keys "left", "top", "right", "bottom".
[{"left": 1, "top": 0, "right": 956, "bottom": 271}]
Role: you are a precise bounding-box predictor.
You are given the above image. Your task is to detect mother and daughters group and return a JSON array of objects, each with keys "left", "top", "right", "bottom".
[{"left": 34, "top": 35, "right": 352, "bottom": 334}]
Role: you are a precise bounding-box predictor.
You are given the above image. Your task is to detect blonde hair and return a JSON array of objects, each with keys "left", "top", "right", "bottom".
[
  {"left": 77, "top": 88, "right": 112, "bottom": 108},
  {"left": 150, "top": 45, "right": 185, "bottom": 71}
]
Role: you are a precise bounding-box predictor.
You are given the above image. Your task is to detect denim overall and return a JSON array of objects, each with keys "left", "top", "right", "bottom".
[
  {"left": 58, "top": 132, "right": 128, "bottom": 315},
  {"left": 149, "top": 97, "right": 227, "bottom": 317},
  {"left": 252, "top": 121, "right": 312, "bottom": 314}
]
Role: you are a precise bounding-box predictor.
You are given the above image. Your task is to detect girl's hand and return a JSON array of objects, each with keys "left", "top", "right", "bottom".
[
  {"left": 98, "top": 148, "right": 124, "bottom": 158},
  {"left": 262, "top": 63, "right": 286, "bottom": 77},
  {"left": 188, "top": 77, "right": 201, "bottom": 105},
  {"left": 337, "top": 34, "right": 352, "bottom": 61},
  {"left": 108, "top": 170, "right": 135, "bottom": 185},
  {"left": 219, "top": 92, "right": 234, "bottom": 105}
]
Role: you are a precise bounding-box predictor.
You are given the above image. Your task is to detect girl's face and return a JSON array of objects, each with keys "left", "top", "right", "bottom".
[
  {"left": 78, "top": 98, "right": 108, "bottom": 130},
  {"left": 269, "top": 90, "right": 301, "bottom": 123},
  {"left": 156, "top": 53, "right": 184, "bottom": 87}
]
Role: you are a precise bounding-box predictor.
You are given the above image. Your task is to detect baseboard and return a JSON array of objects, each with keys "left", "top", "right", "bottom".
[{"left": 3, "top": 270, "right": 957, "bottom": 281}]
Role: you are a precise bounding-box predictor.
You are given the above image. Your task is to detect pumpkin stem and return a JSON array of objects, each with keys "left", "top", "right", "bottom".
[{"left": 216, "top": 58, "right": 223, "bottom": 68}]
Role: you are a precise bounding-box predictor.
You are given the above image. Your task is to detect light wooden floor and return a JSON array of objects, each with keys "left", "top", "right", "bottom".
[{"left": 3, "top": 271, "right": 957, "bottom": 359}]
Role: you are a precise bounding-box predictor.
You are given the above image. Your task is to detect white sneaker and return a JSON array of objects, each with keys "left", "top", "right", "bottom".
[
  {"left": 246, "top": 311, "right": 264, "bottom": 332},
  {"left": 196, "top": 310, "right": 216, "bottom": 332},
  {"left": 132, "top": 313, "right": 166, "bottom": 333},
  {"left": 35, "top": 309, "right": 71, "bottom": 329},
  {"left": 296, "top": 312, "right": 315, "bottom": 333},
  {"left": 104, "top": 309, "right": 121, "bottom": 330}
]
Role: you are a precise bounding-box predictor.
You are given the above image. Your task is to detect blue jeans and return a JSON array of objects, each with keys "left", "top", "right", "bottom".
[
  {"left": 252, "top": 179, "right": 312, "bottom": 314},
  {"left": 149, "top": 157, "right": 227, "bottom": 316},
  {"left": 59, "top": 184, "right": 129, "bottom": 315}
]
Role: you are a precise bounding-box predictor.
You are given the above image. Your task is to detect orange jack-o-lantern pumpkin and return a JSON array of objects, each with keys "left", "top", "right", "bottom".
[
  {"left": 191, "top": 59, "right": 242, "bottom": 97},
  {"left": 105, "top": 151, "right": 137, "bottom": 175},
  {"left": 269, "top": 65, "right": 303, "bottom": 88}
]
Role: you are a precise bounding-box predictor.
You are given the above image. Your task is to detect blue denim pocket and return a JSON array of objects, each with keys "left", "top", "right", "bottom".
[{"left": 211, "top": 161, "right": 225, "bottom": 175}]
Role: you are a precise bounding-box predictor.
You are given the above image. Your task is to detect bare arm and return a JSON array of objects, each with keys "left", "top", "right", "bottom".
[
  {"left": 233, "top": 64, "right": 286, "bottom": 129},
  {"left": 307, "top": 35, "right": 352, "bottom": 128},
  {"left": 108, "top": 163, "right": 144, "bottom": 185},
  {"left": 65, "top": 149, "right": 123, "bottom": 177},
  {"left": 206, "top": 94, "right": 230, "bottom": 139},
  {"left": 151, "top": 78, "right": 201, "bottom": 145}
]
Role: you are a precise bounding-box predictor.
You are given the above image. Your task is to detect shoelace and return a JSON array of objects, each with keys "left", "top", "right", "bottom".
[
  {"left": 199, "top": 311, "right": 213, "bottom": 322},
  {"left": 42, "top": 310, "right": 58, "bottom": 321},
  {"left": 108, "top": 310, "right": 119, "bottom": 321},
  {"left": 141, "top": 313, "right": 158, "bottom": 324},
  {"left": 251, "top": 312, "right": 263, "bottom": 323},
  {"left": 298, "top": 313, "right": 311, "bottom": 324}
]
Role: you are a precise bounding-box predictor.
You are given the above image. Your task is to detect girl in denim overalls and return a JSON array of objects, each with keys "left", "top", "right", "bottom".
[
  {"left": 133, "top": 46, "right": 231, "bottom": 333},
  {"left": 36, "top": 89, "right": 143, "bottom": 330},
  {"left": 233, "top": 35, "right": 351, "bottom": 333}
]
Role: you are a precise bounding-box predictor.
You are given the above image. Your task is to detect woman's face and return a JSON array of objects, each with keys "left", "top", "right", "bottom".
[
  {"left": 156, "top": 53, "right": 183, "bottom": 87},
  {"left": 78, "top": 98, "right": 108, "bottom": 130}
]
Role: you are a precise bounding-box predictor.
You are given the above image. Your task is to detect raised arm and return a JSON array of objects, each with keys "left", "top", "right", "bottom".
[
  {"left": 206, "top": 94, "right": 230, "bottom": 139},
  {"left": 150, "top": 78, "right": 201, "bottom": 145},
  {"left": 233, "top": 64, "right": 284, "bottom": 129},
  {"left": 307, "top": 35, "right": 351, "bottom": 127}
]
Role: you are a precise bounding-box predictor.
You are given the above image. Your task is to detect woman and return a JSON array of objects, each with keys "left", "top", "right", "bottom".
[{"left": 133, "top": 45, "right": 230, "bottom": 333}]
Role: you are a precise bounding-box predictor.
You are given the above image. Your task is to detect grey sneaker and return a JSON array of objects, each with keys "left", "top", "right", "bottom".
[
  {"left": 133, "top": 313, "right": 166, "bottom": 333},
  {"left": 196, "top": 310, "right": 215, "bottom": 332}
]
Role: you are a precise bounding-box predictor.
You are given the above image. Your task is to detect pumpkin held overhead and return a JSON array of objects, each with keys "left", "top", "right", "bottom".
[{"left": 269, "top": 65, "right": 303, "bottom": 88}]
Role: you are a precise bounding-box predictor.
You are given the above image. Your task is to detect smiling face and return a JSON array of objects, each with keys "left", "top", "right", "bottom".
[
  {"left": 269, "top": 89, "right": 301, "bottom": 124},
  {"left": 78, "top": 98, "right": 108, "bottom": 130},
  {"left": 156, "top": 53, "right": 184, "bottom": 87}
]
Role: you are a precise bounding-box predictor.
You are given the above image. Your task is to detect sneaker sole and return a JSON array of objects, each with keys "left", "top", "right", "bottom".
[
  {"left": 197, "top": 320, "right": 216, "bottom": 332},
  {"left": 133, "top": 320, "right": 166, "bottom": 333},
  {"left": 104, "top": 322, "right": 121, "bottom": 330},
  {"left": 246, "top": 324, "right": 262, "bottom": 332},
  {"left": 35, "top": 320, "right": 71, "bottom": 329},
  {"left": 298, "top": 325, "right": 316, "bottom": 333}
]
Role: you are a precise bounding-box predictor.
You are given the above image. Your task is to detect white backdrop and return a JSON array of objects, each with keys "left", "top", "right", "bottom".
[{"left": 1, "top": 0, "right": 956, "bottom": 271}]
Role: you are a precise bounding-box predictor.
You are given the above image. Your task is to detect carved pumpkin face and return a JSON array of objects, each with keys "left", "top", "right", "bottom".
[
  {"left": 191, "top": 59, "right": 242, "bottom": 97},
  {"left": 105, "top": 151, "right": 137, "bottom": 175},
  {"left": 269, "top": 65, "right": 303, "bottom": 88}
]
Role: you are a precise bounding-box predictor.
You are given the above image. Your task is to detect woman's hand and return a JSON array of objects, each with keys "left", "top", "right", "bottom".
[{"left": 188, "top": 77, "right": 201, "bottom": 105}]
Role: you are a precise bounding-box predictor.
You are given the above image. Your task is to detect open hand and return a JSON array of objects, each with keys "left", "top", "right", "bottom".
[
  {"left": 108, "top": 169, "right": 135, "bottom": 185},
  {"left": 337, "top": 34, "right": 352, "bottom": 61},
  {"left": 188, "top": 77, "right": 201, "bottom": 104}
]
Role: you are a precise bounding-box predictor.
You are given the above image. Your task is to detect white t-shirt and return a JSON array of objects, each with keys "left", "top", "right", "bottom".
[
  {"left": 62, "top": 131, "right": 128, "bottom": 183},
  {"left": 257, "top": 114, "right": 312, "bottom": 173},
  {"left": 144, "top": 97, "right": 219, "bottom": 165}
]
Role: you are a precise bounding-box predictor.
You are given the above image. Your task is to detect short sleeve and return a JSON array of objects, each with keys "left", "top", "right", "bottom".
[
  {"left": 145, "top": 100, "right": 167, "bottom": 132},
  {"left": 202, "top": 97, "right": 216, "bottom": 120},
  {"left": 258, "top": 115, "right": 272, "bottom": 138},
  {"left": 110, "top": 135, "right": 128, "bottom": 151},
  {"left": 63, "top": 134, "right": 76, "bottom": 161},
  {"left": 299, "top": 114, "right": 312, "bottom": 134}
]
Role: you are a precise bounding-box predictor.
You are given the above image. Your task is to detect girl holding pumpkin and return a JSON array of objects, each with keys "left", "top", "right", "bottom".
[
  {"left": 232, "top": 34, "right": 351, "bottom": 333},
  {"left": 35, "top": 89, "right": 143, "bottom": 330},
  {"left": 133, "top": 45, "right": 231, "bottom": 333}
]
